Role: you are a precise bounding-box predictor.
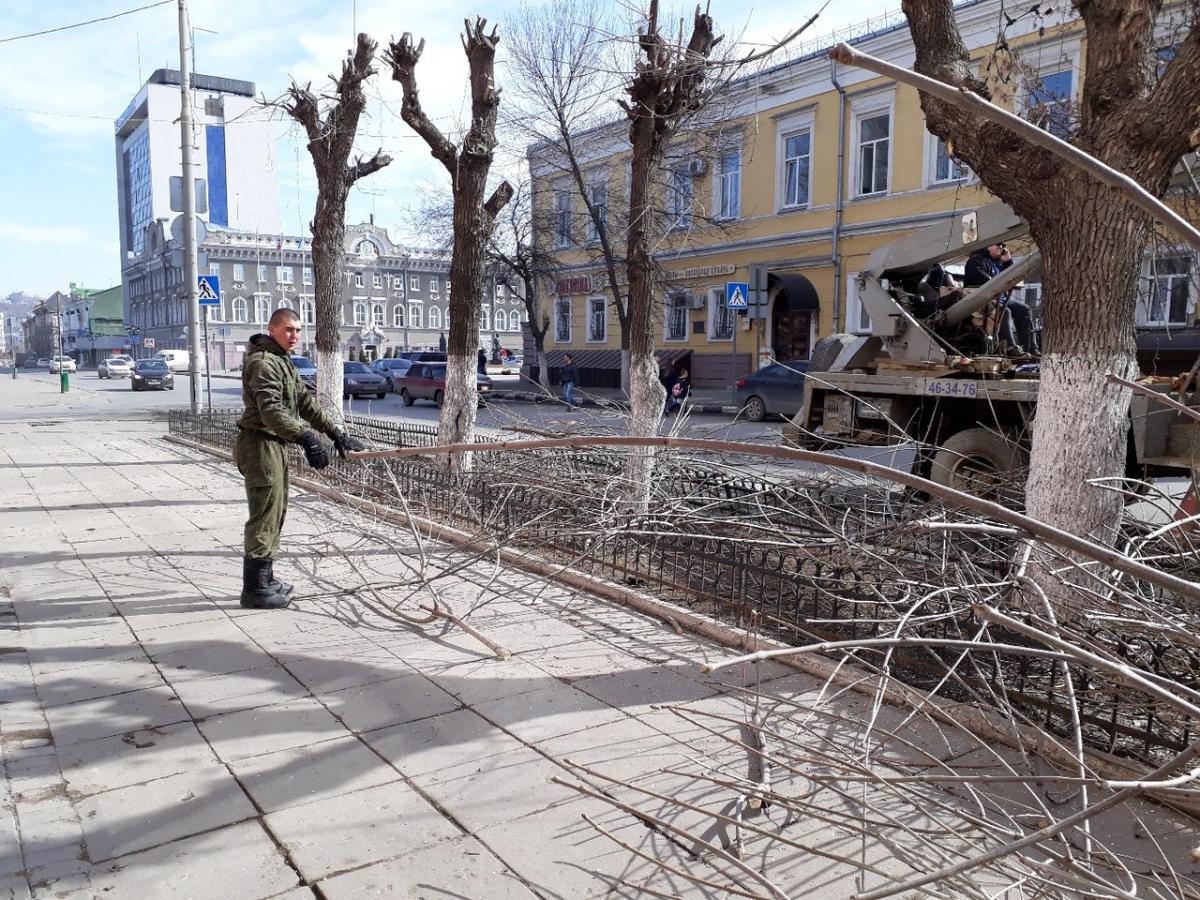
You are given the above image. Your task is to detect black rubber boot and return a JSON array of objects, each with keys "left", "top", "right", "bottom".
[
  {"left": 266, "top": 560, "right": 294, "bottom": 597},
  {"left": 240, "top": 558, "right": 290, "bottom": 609}
]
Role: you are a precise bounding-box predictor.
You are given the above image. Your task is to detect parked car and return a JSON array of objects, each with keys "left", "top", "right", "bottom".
[
  {"left": 290, "top": 355, "right": 317, "bottom": 392},
  {"left": 734, "top": 362, "right": 809, "bottom": 421},
  {"left": 342, "top": 361, "right": 388, "bottom": 399},
  {"left": 48, "top": 355, "right": 76, "bottom": 374},
  {"left": 36, "top": 358, "right": 48, "bottom": 369},
  {"left": 399, "top": 351, "right": 447, "bottom": 363},
  {"left": 155, "top": 349, "right": 202, "bottom": 373},
  {"left": 397, "top": 363, "right": 493, "bottom": 407},
  {"left": 369, "top": 357, "right": 415, "bottom": 392},
  {"left": 98, "top": 355, "right": 134, "bottom": 379},
  {"left": 130, "top": 358, "right": 175, "bottom": 391}
]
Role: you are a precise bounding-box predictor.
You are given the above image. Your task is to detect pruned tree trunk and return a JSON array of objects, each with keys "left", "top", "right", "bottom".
[
  {"left": 620, "top": 1, "right": 721, "bottom": 507},
  {"left": 899, "top": 0, "right": 1200, "bottom": 616},
  {"left": 536, "top": 347, "right": 550, "bottom": 391},
  {"left": 282, "top": 33, "right": 391, "bottom": 422},
  {"left": 388, "top": 20, "right": 513, "bottom": 473}
]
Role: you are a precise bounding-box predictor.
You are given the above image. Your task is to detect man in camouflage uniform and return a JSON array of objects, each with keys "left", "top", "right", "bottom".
[{"left": 235, "top": 308, "right": 363, "bottom": 609}]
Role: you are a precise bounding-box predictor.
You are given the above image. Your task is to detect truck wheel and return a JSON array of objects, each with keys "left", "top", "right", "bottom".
[
  {"left": 808, "top": 333, "right": 856, "bottom": 372},
  {"left": 929, "top": 428, "right": 1023, "bottom": 500},
  {"left": 433, "top": 389, "right": 444, "bottom": 407},
  {"left": 742, "top": 396, "right": 767, "bottom": 422}
]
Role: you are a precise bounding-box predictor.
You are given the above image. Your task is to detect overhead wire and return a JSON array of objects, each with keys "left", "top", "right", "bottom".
[{"left": 0, "top": 0, "right": 172, "bottom": 44}]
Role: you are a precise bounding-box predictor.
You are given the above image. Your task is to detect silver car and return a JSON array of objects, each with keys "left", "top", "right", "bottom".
[
  {"left": 48, "top": 355, "right": 77, "bottom": 374},
  {"left": 98, "top": 355, "right": 134, "bottom": 379}
]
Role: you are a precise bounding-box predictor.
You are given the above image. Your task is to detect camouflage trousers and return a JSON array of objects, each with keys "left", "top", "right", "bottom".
[{"left": 234, "top": 430, "right": 289, "bottom": 560}]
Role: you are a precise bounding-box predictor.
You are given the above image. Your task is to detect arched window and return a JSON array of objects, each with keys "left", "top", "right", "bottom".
[
  {"left": 352, "top": 302, "right": 368, "bottom": 326},
  {"left": 511, "top": 309, "right": 523, "bottom": 331},
  {"left": 393, "top": 304, "right": 405, "bottom": 327},
  {"left": 232, "top": 296, "right": 247, "bottom": 323},
  {"left": 254, "top": 295, "right": 270, "bottom": 324},
  {"left": 481, "top": 306, "right": 492, "bottom": 331},
  {"left": 428, "top": 306, "right": 442, "bottom": 329},
  {"left": 277, "top": 298, "right": 293, "bottom": 310},
  {"left": 355, "top": 239, "right": 378, "bottom": 258},
  {"left": 495, "top": 309, "right": 508, "bottom": 331},
  {"left": 409, "top": 304, "right": 423, "bottom": 328},
  {"left": 301, "top": 300, "right": 315, "bottom": 325},
  {"left": 372, "top": 303, "right": 385, "bottom": 326}
]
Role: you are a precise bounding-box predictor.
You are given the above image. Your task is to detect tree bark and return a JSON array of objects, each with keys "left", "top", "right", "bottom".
[{"left": 388, "top": 21, "right": 513, "bottom": 472}]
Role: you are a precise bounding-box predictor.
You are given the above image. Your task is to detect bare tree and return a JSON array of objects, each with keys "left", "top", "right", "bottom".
[
  {"left": 282, "top": 33, "right": 392, "bottom": 419},
  {"left": 387, "top": 20, "right": 514, "bottom": 471},
  {"left": 899, "top": 1, "right": 1200, "bottom": 601},
  {"left": 414, "top": 171, "right": 555, "bottom": 391},
  {"left": 621, "top": 1, "right": 722, "bottom": 506},
  {"left": 508, "top": 0, "right": 634, "bottom": 390}
]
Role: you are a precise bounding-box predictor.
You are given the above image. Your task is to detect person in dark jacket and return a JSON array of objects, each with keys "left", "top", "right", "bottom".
[
  {"left": 477, "top": 348, "right": 488, "bottom": 374},
  {"left": 964, "top": 243, "right": 1037, "bottom": 355},
  {"left": 235, "top": 309, "right": 364, "bottom": 609},
  {"left": 561, "top": 353, "right": 579, "bottom": 408},
  {"left": 665, "top": 367, "right": 690, "bottom": 414}
]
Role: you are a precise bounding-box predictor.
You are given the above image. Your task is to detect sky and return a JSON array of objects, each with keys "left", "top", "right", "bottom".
[{"left": 0, "top": 0, "right": 899, "bottom": 298}]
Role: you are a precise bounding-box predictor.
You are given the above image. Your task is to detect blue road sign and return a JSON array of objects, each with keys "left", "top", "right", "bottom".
[
  {"left": 725, "top": 281, "right": 749, "bottom": 310},
  {"left": 128, "top": 334, "right": 141, "bottom": 344},
  {"left": 197, "top": 274, "right": 221, "bottom": 306}
]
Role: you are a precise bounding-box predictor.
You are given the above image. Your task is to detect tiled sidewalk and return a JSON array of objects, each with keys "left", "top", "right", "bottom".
[{"left": 0, "top": 418, "right": 810, "bottom": 899}]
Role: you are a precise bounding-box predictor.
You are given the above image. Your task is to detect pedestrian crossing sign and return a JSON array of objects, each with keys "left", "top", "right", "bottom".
[
  {"left": 197, "top": 275, "right": 221, "bottom": 306},
  {"left": 725, "top": 281, "right": 749, "bottom": 310}
]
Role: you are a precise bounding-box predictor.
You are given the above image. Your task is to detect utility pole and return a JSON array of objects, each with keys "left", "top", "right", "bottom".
[{"left": 177, "top": 0, "right": 202, "bottom": 415}]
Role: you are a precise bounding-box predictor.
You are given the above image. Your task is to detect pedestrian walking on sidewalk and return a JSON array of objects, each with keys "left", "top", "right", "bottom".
[
  {"left": 561, "top": 353, "right": 579, "bottom": 409},
  {"left": 235, "top": 308, "right": 365, "bottom": 609}
]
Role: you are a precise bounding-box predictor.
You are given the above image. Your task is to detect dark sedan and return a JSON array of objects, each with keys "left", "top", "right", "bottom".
[
  {"left": 397, "top": 363, "right": 492, "bottom": 407},
  {"left": 343, "top": 361, "right": 388, "bottom": 399},
  {"left": 734, "top": 362, "right": 808, "bottom": 421},
  {"left": 129, "top": 358, "right": 175, "bottom": 391}
]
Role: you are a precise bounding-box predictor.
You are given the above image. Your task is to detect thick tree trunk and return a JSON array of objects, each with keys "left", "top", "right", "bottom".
[
  {"left": 311, "top": 182, "right": 348, "bottom": 421},
  {"left": 536, "top": 347, "right": 550, "bottom": 391},
  {"left": 624, "top": 129, "right": 667, "bottom": 508},
  {"left": 1024, "top": 195, "right": 1148, "bottom": 614}
]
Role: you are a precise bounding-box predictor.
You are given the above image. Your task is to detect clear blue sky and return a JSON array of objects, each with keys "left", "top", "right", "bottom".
[{"left": 0, "top": 0, "right": 897, "bottom": 297}]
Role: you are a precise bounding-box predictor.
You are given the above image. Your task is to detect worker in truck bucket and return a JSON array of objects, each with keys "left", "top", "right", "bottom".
[
  {"left": 234, "top": 308, "right": 365, "bottom": 609},
  {"left": 964, "top": 242, "right": 1039, "bottom": 358}
]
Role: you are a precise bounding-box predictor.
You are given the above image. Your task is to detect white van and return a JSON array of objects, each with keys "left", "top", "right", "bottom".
[{"left": 155, "top": 350, "right": 205, "bottom": 373}]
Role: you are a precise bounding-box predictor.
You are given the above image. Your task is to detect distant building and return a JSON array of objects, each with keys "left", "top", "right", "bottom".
[
  {"left": 120, "top": 219, "right": 524, "bottom": 370},
  {"left": 60, "top": 286, "right": 127, "bottom": 366},
  {"left": 114, "top": 69, "right": 280, "bottom": 265}
]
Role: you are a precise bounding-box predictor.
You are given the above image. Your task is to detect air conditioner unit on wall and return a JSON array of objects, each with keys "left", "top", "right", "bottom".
[{"left": 688, "top": 159, "right": 708, "bottom": 177}]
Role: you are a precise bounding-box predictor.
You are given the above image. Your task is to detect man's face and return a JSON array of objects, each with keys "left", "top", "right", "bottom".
[
  {"left": 268, "top": 317, "right": 302, "bottom": 352},
  {"left": 987, "top": 244, "right": 1004, "bottom": 260}
]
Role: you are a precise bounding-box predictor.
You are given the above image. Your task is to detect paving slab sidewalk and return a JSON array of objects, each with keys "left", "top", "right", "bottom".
[{"left": 0, "top": 416, "right": 808, "bottom": 899}]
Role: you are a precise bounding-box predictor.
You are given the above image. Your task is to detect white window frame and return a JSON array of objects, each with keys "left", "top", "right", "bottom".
[
  {"left": 372, "top": 273, "right": 382, "bottom": 289},
  {"left": 371, "top": 302, "right": 386, "bottom": 327},
  {"left": 586, "top": 295, "right": 607, "bottom": 343},
  {"left": 585, "top": 174, "right": 608, "bottom": 244},
  {"left": 233, "top": 263, "right": 245, "bottom": 282},
  {"left": 667, "top": 161, "right": 693, "bottom": 230},
  {"left": 851, "top": 90, "right": 895, "bottom": 198},
  {"left": 393, "top": 275, "right": 405, "bottom": 293},
  {"left": 253, "top": 294, "right": 271, "bottom": 324},
  {"left": 713, "top": 143, "right": 742, "bottom": 221},
  {"left": 277, "top": 298, "right": 293, "bottom": 310},
  {"left": 495, "top": 308, "right": 509, "bottom": 332},
  {"left": 257, "top": 264, "right": 268, "bottom": 283},
  {"left": 921, "top": 129, "right": 969, "bottom": 187},
  {"left": 511, "top": 309, "right": 523, "bottom": 331},
  {"left": 208, "top": 295, "right": 224, "bottom": 323},
  {"left": 553, "top": 178, "right": 572, "bottom": 249},
  {"left": 356, "top": 239, "right": 378, "bottom": 258},
  {"left": 429, "top": 277, "right": 439, "bottom": 296},
  {"left": 775, "top": 108, "right": 815, "bottom": 212},
  {"left": 302, "top": 266, "right": 313, "bottom": 285},
  {"left": 1018, "top": 48, "right": 1080, "bottom": 140},
  {"left": 481, "top": 306, "right": 492, "bottom": 331},
  {"left": 353, "top": 301, "right": 368, "bottom": 327},
  {"left": 707, "top": 287, "right": 734, "bottom": 342},
  {"left": 554, "top": 297, "right": 572, "bottom": 343},
  {"left": 301, "top": 299, "right": 315, "bottom": 325},
  {"left": 1139, "top": 251, "right": 1195, "bottom": 327},
  {"left": 408, "top": 304, "right": 423, "bottom": 328},
  {"left": 392, "top": 304, "right": 405, "bottom": 328},
  {"left": 410, "top": 275, "right": 420, "bottom": 291},
  {"left": 429, "top": 306, "right": 442, "bottom": 329},
  {"left": 276, "top": 265, "right": 294, "bottom": 284},
  {"left": 846, "top": 272, "right": 872, "bottom": 334},
  {"left": 232, "top": 296, "right": 248, "bottom": 323},
  {"left": 663, "top": 292, "right": 689, "bottom": 342}
]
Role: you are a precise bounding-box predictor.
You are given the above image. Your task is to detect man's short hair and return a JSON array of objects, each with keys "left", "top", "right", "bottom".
[{"left": 268, "top": 308, "right": 300, "bottom": 327}]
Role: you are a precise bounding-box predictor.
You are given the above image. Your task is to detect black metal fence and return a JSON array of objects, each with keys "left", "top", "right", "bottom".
[{"left": 169, "top": 409, "right": 1198, "bottom": 767}]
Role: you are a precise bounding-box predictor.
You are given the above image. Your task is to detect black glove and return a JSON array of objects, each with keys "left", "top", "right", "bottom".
[
  {"left": 296, "top": 430, "right": 329, "bottom": 470},
  {"left": 330, "top": 428, "right": 365, "bottom": 458}
]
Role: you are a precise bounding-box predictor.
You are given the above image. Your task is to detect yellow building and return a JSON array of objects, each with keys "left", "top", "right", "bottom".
[{"left": 529, "top": 0, "right": 1186, "bottom": 388}]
